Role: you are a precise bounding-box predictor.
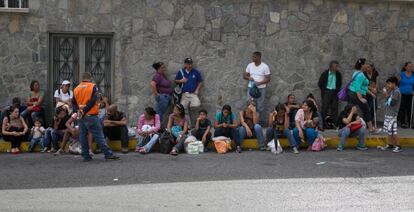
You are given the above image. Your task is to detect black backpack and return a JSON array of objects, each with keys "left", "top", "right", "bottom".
[{"left": 159, "top": 131, "right": 174, "bottom": 154}]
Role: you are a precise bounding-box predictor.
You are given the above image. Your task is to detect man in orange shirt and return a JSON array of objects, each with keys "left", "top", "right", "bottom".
[{"left": 73, "top": 72, "right": 119, "bottom": 162}]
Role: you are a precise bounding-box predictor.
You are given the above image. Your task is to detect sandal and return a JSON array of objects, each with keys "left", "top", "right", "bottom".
[
  {"left": 170, "top": 148, "right": 178, "bottom": 156},
  {"left": 139, "top": 148, "right": 147, "bottom": 154},
  {"left": 135, "top": 147, "right": 142, "bottom": 152}
]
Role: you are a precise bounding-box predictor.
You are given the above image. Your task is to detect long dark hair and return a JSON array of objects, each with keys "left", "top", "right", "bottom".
[
  {"left": 304, "top": 99, "right": 317, "bottom": 113},
  {"left": 401, "top": 62, "right": 412, "bottom": 72},
  {"left": 354, "top": 58, "right": 366, "bottom": 70},
  {"left": 174, "top": 104, "right": 185, "bottom": 118},
  {"left": 145, "top": 107, "right": 156, "bottom": 117}
]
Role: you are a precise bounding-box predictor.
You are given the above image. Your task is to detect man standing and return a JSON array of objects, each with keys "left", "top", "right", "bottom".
[
  {"left": 175, "top": 58, "right": 203, "bottom": 124},
  {"left": 318, "top": 60, "right": 342, "bottom": 129},
  {"left": 103, "top": 104, "right": 129, "bottom": 154},
  {"left": 244, "top": 51, "right": 271, "bottom": 121},
  {"left": 73, "top": 72, "right": 119, "bottom": 162}
]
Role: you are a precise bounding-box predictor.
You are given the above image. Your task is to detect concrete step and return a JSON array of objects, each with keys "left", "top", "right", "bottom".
[{"left": 1, "top": 136, "right": 413, "bottom": 153}]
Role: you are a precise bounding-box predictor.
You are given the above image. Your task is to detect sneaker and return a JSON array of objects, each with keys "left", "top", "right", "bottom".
[
  {"left": 259, "top": 146, "right": 266, "bottom": 151},
  {"left": 336, "top": 146, "right": 344, "bottom": 151},
  {"left": 48, "top": 148, "right": 57, "bottom": 153},
  {"left": 378, "top": 144, "right": 394, "bottom": 151},
  {"left": 292, "top": 147, "right": 299, "bottom": 154},
  {"left": 236, "top": 146, "right": 242, "bottom": 153},
  {"left": 392, "top": 146, "right": 403, "bottom": 153},
  {"left": 41, "top": 147, "right": 48, "bottom": 153},
  {"left": 94, "top": 149, "right": 102, "bottom": 154},
  {"left": 401, "top": 124, "right": 408, "bottom": 129},
  {"left": 83, "top": 157, "right": 93, "bottom": 162},
  {"left": 121, "top": 148, "right": 129, "bottom": 154},
  {"left": 135, "top": 147, "right": 142, "bottom": 152},
  {"left": 89, "top": 150, "right": 94, "bottom": 156},
  {"left": 356, "top": 145, "right": 368, "bottom": 151},
  {"left": 54, "top": 149, "right": 64, "bottom": 156},
  {"left": 369, "top": 128, "right": 382, "bottom": 134},
  {"left": 105, "top": 155, "right": 120, "bottom": 160}
]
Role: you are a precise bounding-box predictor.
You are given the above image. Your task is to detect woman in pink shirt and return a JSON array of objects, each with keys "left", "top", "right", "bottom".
[{"left": 135, "top": 107, "right": 161, "bottom": 154}]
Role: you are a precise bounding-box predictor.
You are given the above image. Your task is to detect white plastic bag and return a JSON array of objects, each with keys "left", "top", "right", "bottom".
[
  {"left": 267, "top": 139, "right": 283, "bottom": 154},
  {"left": 69, "top": 139, "right": 82, "bottom": 155}
]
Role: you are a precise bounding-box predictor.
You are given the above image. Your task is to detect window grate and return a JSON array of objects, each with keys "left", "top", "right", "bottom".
[{"left": 0, "top": 0, "right": 28, "bottom": 8}]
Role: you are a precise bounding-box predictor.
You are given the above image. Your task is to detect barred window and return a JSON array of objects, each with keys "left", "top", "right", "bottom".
[
  {"left": 49, "top": 34, "right": 113, "bottom": 102},
  {"left": 0, "top": 0, "right": 29, "bottom": 12}
]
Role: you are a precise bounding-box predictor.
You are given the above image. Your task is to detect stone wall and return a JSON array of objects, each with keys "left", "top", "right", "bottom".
[{"left": 1, "top": 0, "right": 414, "bottom": 124}]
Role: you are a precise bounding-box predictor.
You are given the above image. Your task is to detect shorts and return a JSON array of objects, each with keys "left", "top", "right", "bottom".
[
  {"left": 383, "top": 115, "right": 397, "bottom": 136},
  {"left": 180, "top": 93, "right": 201, "bottom": 108}
]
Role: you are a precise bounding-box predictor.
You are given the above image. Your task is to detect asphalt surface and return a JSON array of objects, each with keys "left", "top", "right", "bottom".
[{"left": 0, "top": 148, "right": 413, "bottom": 190}]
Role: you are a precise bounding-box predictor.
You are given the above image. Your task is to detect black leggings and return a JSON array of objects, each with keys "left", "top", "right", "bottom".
[
  {"left": 398, "top": 94, "right": 413, "bottom": 125},
  {"left": 347, "top": 90, "right": 371, "bottom": 123},
  {"left": 4, "top": 127, "right": 25, "bottom": 148}
]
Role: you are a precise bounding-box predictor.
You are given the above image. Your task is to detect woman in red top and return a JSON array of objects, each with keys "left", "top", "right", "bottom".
[{"left": 21, "top": 80, "right": 45, "bottom": 126}]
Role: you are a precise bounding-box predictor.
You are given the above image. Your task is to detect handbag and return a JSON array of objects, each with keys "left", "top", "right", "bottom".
[
  {"left": 311, "top": 135, "right": 327, "bottom": 151},
  {"left": 159, "top": 131, "right": 174, "bottom": 154},
  {"left": 173, "top": 69, "right": 185, "bottom": 103},
  {"left": 248, "top": 81, "right": 261, "bottom": 99},
  {"left": 349, "top": 123, "right": 363, "bottom": 133},
  {"left": 213, "top": 136, "right": 232, "bottom": 154},
  {"left": 337, "top": 72, "right": 361, "bottom": 101}
]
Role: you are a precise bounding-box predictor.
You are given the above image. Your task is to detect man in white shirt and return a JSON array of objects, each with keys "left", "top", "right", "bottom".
[
  {"left": 54, "top": 80, "right": 73, "bottom": 112},
  {"left": 243, "top": 51, "right": 271, "bottom": 121}
]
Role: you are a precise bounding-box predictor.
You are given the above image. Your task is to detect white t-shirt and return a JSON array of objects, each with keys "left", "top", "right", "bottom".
[
  {"left": 54, "top": 89, "right": 73, "bottom": 102},
  {"left": 245, "top": 62, "right": 271, "bottom": 88}
]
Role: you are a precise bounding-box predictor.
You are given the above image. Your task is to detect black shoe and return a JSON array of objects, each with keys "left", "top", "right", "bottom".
[
  {"left": 94, "top": 149, "right": 102, "bottom": 154},
  {"left": 401, "top": 124, "right": 408, "bottom": 129},
  {"left": 83, "top": 157, "right": 93, "bottom": 162},
  {"left": 105, "top": 155, "right": 120, "bottom": 160}
]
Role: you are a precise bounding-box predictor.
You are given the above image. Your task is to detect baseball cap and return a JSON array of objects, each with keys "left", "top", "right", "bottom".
[
  {"left": 184, "top": 58, "right": 193, "bottom": 64},
  {"left": 62, "top": 80, "right": 71, "bottom": 85}
]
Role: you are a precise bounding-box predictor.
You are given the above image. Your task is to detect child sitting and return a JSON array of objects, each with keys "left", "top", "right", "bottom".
[
  {"left": 29, "top": 118, "right": 45, "bottom": 152},
  {"left": 191, "top": 109, "right": 212, "bottom": 151}
]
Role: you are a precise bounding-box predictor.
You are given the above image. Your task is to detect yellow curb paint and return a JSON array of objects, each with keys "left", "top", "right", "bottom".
[{"left": 1, "top": 137, "right": 414, "bottom": 153}]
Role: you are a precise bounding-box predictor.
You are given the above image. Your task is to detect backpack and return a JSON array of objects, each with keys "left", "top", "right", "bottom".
[
  {"left": 312, "top": 135, "right": 327, "bottom": 151},
  {"left": 57, "top": 89, "right": 72, "bottom": 97},
  {"left": 159, "top": 131, "right": 174, "bottom": 154}
]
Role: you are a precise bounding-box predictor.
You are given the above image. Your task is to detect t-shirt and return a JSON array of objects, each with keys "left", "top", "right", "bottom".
[
  {"left": 385, "top": 87, "right": 401, "bottom": 117},
  {"left": 399, "top": 72, "right": 414, "bottom": 95},
  {"left": 53, "top": 116, "right": 69, "bottom": 130},
  {"left": 169, "top": 114, "right": 189, "bottom": 127},
  {"left": 326, "top": 71, "right": 336, "bottom": 90},
  {"left": 337, "top": 111, "right": 358, "bottom": 129},
  {"left": 245, "top": 62, "right": 271, "bottom": 89},
  {"left": 215, "top": 112, "right": 236, "bottom": 125},
  {"left": 152, "top": 73, "right": 173, "bottom": 95},
  {"left": 106, "top": 111, "right": 126, "bottom": 122},
  {"left": 197, "top": 119, "right": 211, "bottom": 131},
  {"left": 349, "top": 71, "right": 369, "bottom": 95},
  {"left": 175, "top": 68, "right": 203, "bottom": 93},
  {"left": 54, "top": 89, "right": 73, "bottom": 102}
]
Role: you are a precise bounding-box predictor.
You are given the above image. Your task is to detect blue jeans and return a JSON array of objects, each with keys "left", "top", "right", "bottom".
[
  {"left": 265, "top": 127, "right": 296, "bottom": 148},
  {"left": 338, "top": 127, "right": 366, "bottom": 148},
  {"left": 79, "top": 115, "right": 114, "bottom": 159},
  {"left": 237, "top": 124, "right": 265, "bottom": 148},
  {"left": 155, "top": 94, "right": 171, "bottom": 124},
  {"left": 29, "top": 137, "right": 44, "bottom": 151},
  {"left": 43, "top": 128, "right": 64, "bottom": 150},
  {"left": 21, "top": 109, "right": 43, "bottom": 125},
  {"left": 293, "top": 127, "right": 318, "bottom": 146},
  {"left": 136, "top": 134, "right": 160, "bottom": 152}
]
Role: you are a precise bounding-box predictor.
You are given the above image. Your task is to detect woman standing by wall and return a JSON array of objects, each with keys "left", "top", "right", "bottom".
[
  {"left": 397, "top": 62, "right": 414, "bottom": 128},
  {"left": 151, "top": 62, "right": 173, "bottom": 125},
  {"left": 364, "top": 63, "right": 379, "bottom": 128},
  {"left": 347, "top": 58, "right": 379, "bottom": 133}
]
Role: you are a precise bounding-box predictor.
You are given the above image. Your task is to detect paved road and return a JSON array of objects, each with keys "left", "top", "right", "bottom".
[
  {"left": 0, "top": 177, "right": 413, "bottom": 211},
  {"left": 0, "top": 149, "right": 413, "bottom": 190},
  {"left": 0, "top": 149, "right": 413, "bottom": 211}
]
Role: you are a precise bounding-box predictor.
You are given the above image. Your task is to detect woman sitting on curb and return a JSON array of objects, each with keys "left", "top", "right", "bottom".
[
  {"left": 135, "top": 107, "right": 161, "bottom": 154},
  {"left": 2, "top": 106, "right": 28, "bottom": 154},
  {"left": 266, "top": 103, "right": 298, "bottom": 154},
  {"left": 213, "top": 105, "right": 239, "bottom": 142},
  {"left": 167, "top": 104, "right": 189, "bottom": 156},
  {"left": 292, "top": 100, "right": 319, "bottom": 150},
  {"left": 237, "top": 100, "right": 265, "bottom": 153},
  {"left": 337, "top": 104, "right": 368, "bottom": 151}
]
